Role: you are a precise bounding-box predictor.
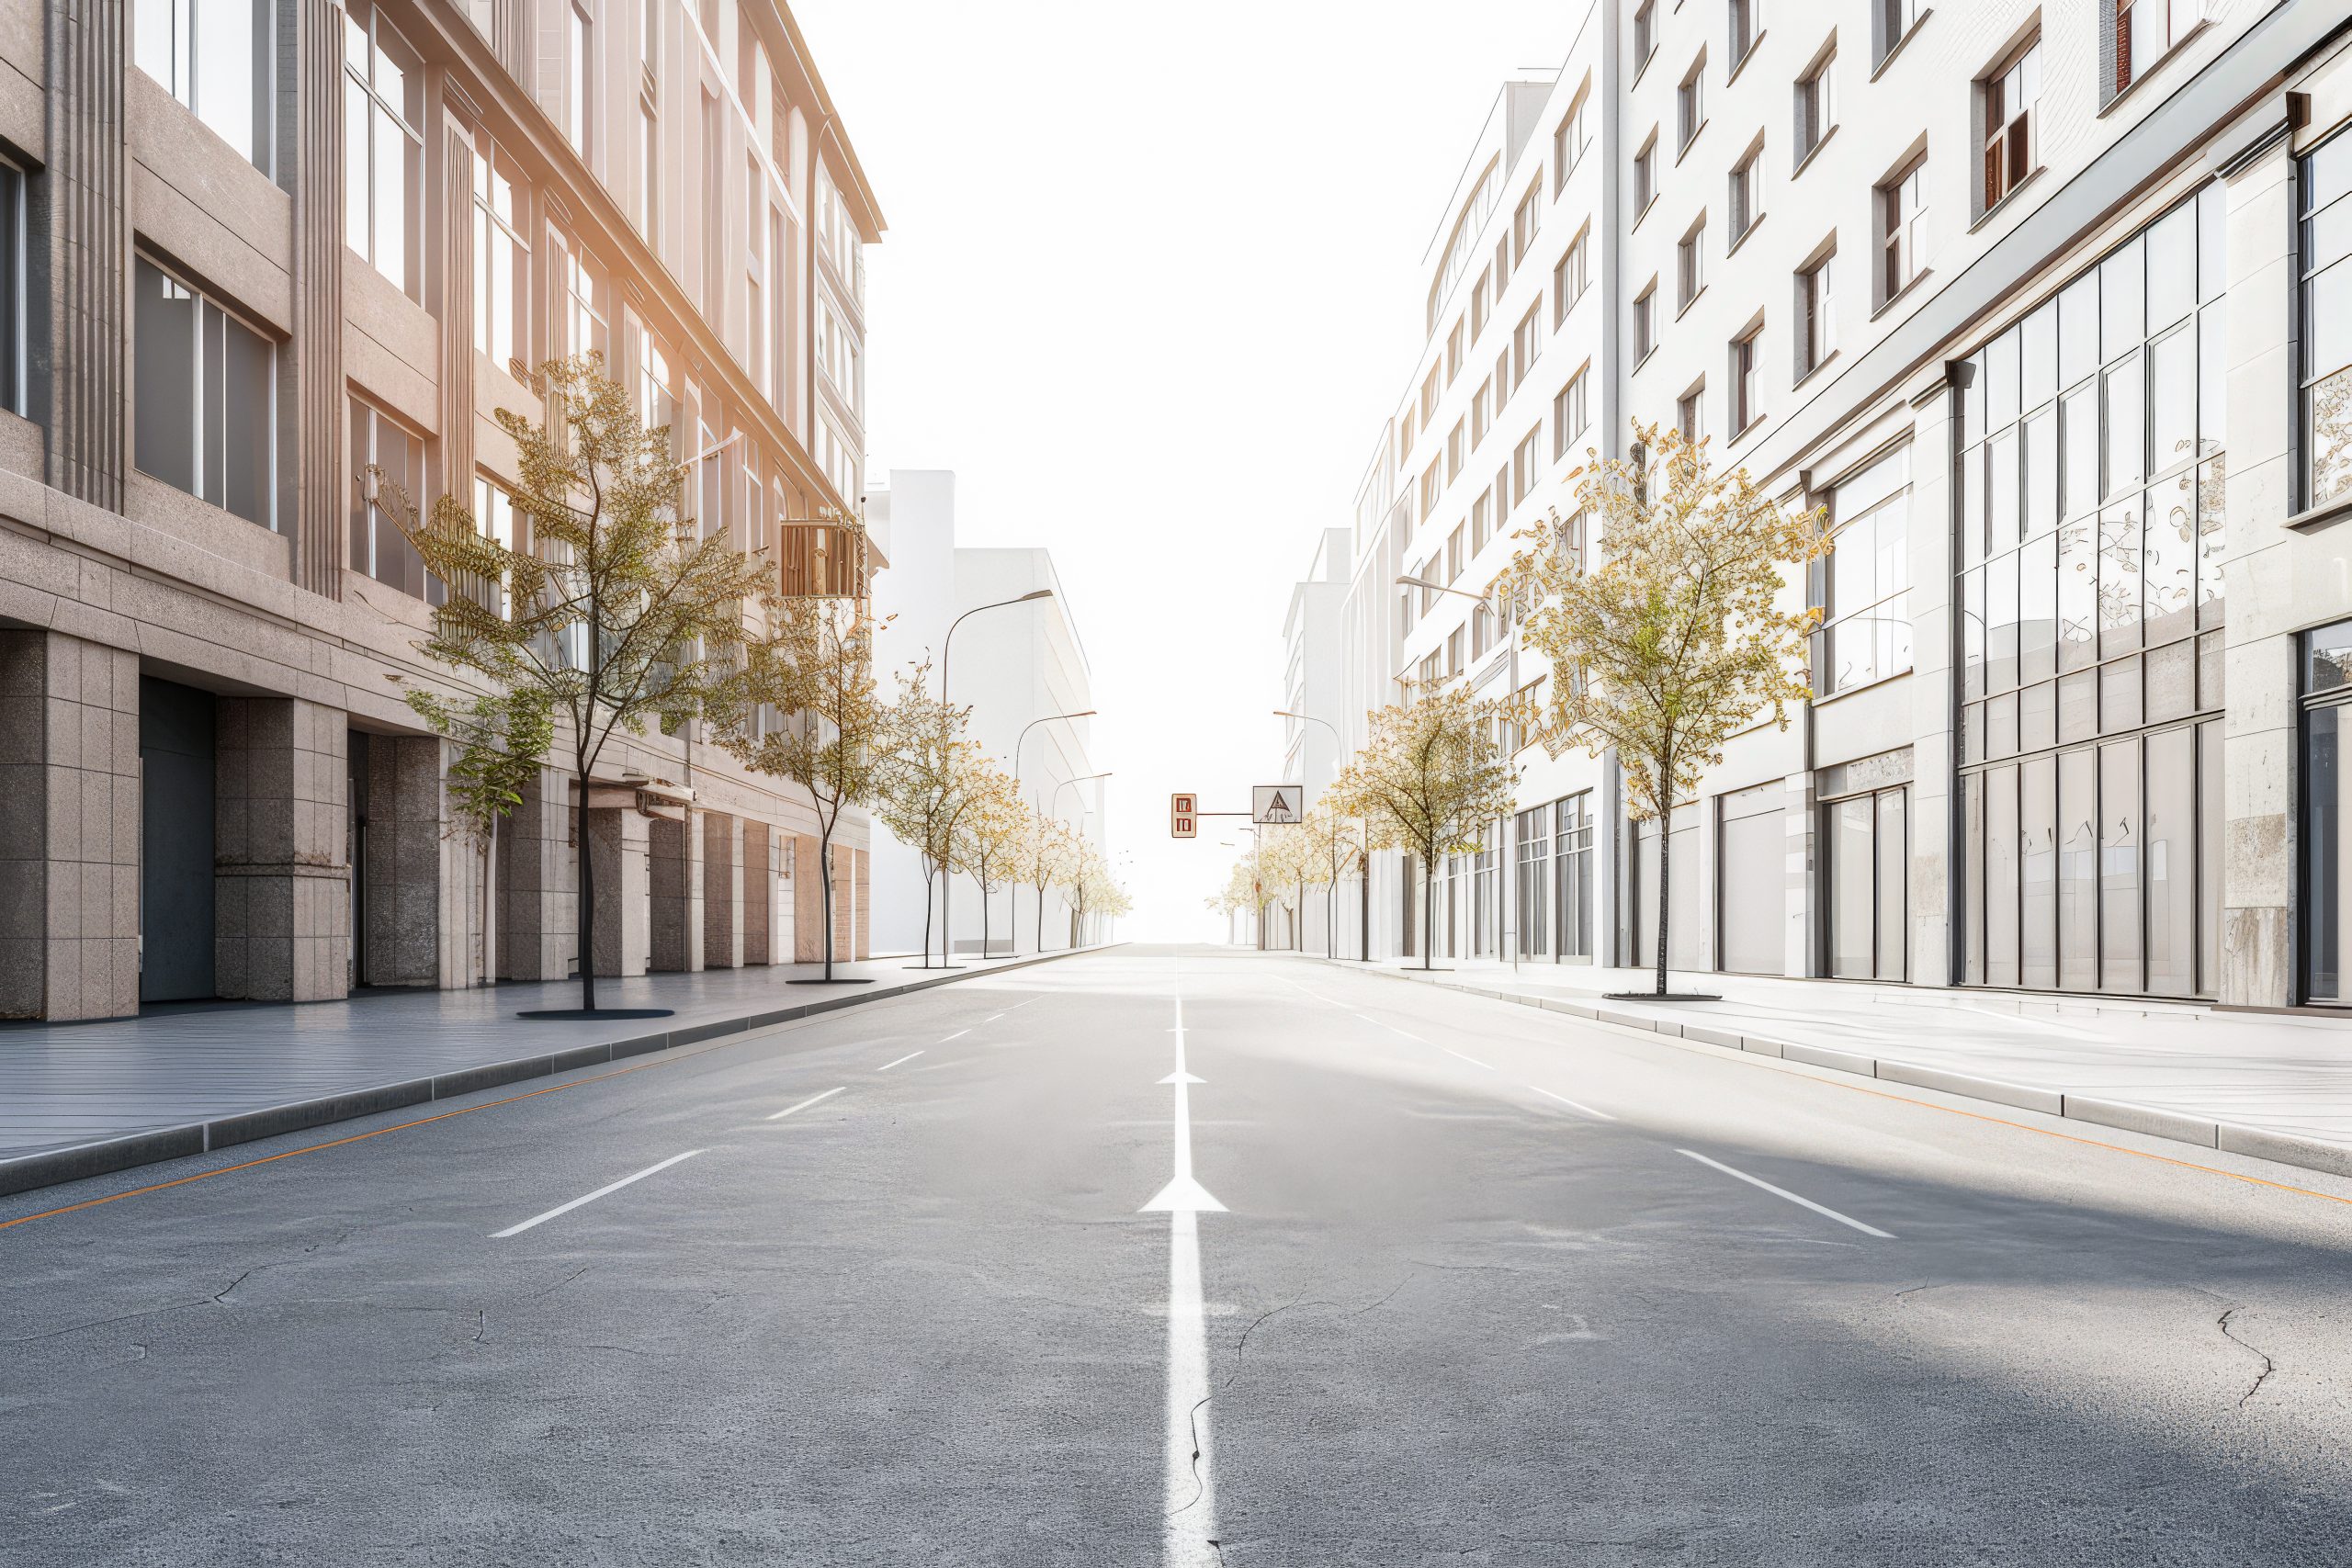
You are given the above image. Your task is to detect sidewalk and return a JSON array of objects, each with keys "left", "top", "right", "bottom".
[
  {"left": 0, "top": 947, "right": 1108, "bottom": 1198},
  {"left": 1313, "top": 954, "right": 2352, "bottom": 1182}
]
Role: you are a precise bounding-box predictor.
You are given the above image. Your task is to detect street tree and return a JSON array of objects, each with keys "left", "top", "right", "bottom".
[
  {"left": 1329, "top": 682, "right": 1522, "bottom": 971},
  {"left": 388, "top": 354, "right": 770, "bottom": 1013},
  {"left": 1025, "top": 817, "right": 1080, "bottom": 952},
  {"left": 1295, "top": 804, "right": 1365, "bottom": 959},
  {"left": 1512, "top": 421, "right": 1826, "bottom": 997},
  {"left": 706, "top": 589, "right": 888, "bottom": 983},
  {"left": 396, "top": 684, "right": 556, "bottom": 985},
  {"left": 875, "top": 661, "right": 980, "bottom": 967},
  {"left": 953, "top": 757, "right": 1027, "bottom": 960}
]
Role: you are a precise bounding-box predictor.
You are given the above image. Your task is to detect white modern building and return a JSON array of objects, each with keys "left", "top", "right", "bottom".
[
  {"left": 866, "top": 470, "right": 1108, "bottom": 958},
  {"left": 1291, "top": 0, "right": 2352, "bottom": 1011}
]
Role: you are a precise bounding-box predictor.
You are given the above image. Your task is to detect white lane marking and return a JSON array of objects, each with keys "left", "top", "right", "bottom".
[
  {"left": 940, "top": 1029, "right": 970, "bottom": 1042},
  {"left": 766, "top": 1087, "right": 845, "bottom": 1121},
  {"left": 491, "top": 1150, "right": 706, "bottom": 1237},
  {"left": 1677, "top": 1148, "right": 1894, "bottom": 1238},
  {"left": 876, "top": 1050, "right": 925, "bottom": 1071},
  {"left": 1530, "top": 1085, "right": 1617, "bottom": 1122},
  {"left": 986, "top": 1013, "right": 1006, "bottom": 1022},
  {"left": 1434, "top": 1043, "right": 1496, "bottom": 1071},
  {"left": 1149, "top": 980, "right": 1219, "bottom": 1565}
]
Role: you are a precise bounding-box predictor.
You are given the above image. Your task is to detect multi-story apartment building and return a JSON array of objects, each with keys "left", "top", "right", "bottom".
[
  {"left": 1301, "top": 0, "right": 2352, "bottom": 1010},
  {"left": 0, "top": 0, "right": 883, "bottom": 1020}
]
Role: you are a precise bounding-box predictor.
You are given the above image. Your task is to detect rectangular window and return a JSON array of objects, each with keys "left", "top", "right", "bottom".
[
  {"left": 2301, "top": 130, "right": 2352, "bottom": 511},
  {"left": 1555, "top": 794, "right": 1594, "bottom": 961},
  {"left": 1446, "top": 321, "right": 1464, "bottom": 384},
  {"left": 639, "top": 97, "right": 659, "bottom": 237},
  {"left": 1472, "top": 377, "right": 1492, "bottom": 446},
  {"left": 1820, "top": 445, "right": 1913, "bottom": 693},
  {"left": 1878, "top": 156, "right": 1928, "bottom": 303},
  {"left": 1634, "top": 0, "right": 1656, "bottom": 69},
  {"left": 343, "top": 0, "right": 424, "bottom": 299},
  {"left": 1679, "top": 59, "right": 1705, "bottom": 151},
  {"left": 1553, "top": 367, "right": 1589, "bottom": 458},
  {"left": 1733, "top": 328, "right": 1762, "bottom": 432},
  {"left": 1553, "top": 86, "right": 1591, "bottom": 192},
  {"left": 1634, "top": 135, "right": 1657, "bottom": 213},
  {"left": 568, "top": 0, "right": 594, "bottom": 157},
  {"left": 471, "top": 145, "right": 527, "bottom": 367},
  {"left": 700, "top": 92, "right": 724, "bottom": 319},
  {"left": 133, "top": 256, "right": 275, "bottom": 530},
  {"left": 1678, "top": 385, "right": 1703, "bottom": 445},
  {"left": 1796, "top": 48, "right": 1835, "bottom": 159},
  {"left": 1446, "top": 419, "right": 1464, "bottom": 482},
  {"left": 1554, "top": 228, "right": 1589, "bottom": 327},
  {"left": 2110, "top": 0, "right": 2195, "bottom": 102},
  {"left": 0, "top": 160, "right": 22, "bottom": 415},
  {"left": 349, "top": 399, "right": 430, "bottom": 600},
  {"left": 1878, "top": 0, "right": 1917, "bottom": 62},
  {"left": 136, "top": 0, "right": 274, "bottom": 173},
  {"left": 1512, "top": 305, "right": 1541, "bottom": 390},
  {"left": 1798, "top": 249, "right": 1836, "bottom": 376},
  {"left": 1982, "top": 36, "right": 2040, "bottom": 213},
  {"left": 1679, "top": 219, "right": 1707, "bottom": 309},
  {"left": 1731, "top": 0, "right": 1761, "bottom": 64},
  {"left": 1512, "top": 181, "right": 1541, "bottom": 265},
  {"left": 1512, "top": 427, "right": 1540, "bottom": 506},
  {"left": 1730, "top": 145, "right": 1762, "bottom": 239},
  {"left": 1634, "top": 283, "right": 1657, "bottom": 360},
  {"left": 556, "top": 238, "right": 605, "bottom": 359}
]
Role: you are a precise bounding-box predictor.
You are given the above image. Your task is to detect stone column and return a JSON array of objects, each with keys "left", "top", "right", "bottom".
[
  {"left": 0, "top": 632, "right": 138, "bottom": 1020},
  {"left": 1904, "top": 367, "right": 1962, "bottom": 987},
  {"left": 649, "top": 814, "right": 706, "bottom": 971},
  {"left": 854, "top": 847, "right": 871, "bottom": 961},
  {"left": 498, "top": 765, "right": 576, "bottom": 980},
  {"left": 1781, "top": 771, "right": 1818, "bottom": 978},
  {"left": 41, "top": 0, "right": 129, "bottom": 511},
  {"left": 356, "top": 735, "right": 449, "bottom": 987},
  {"left": 215, "top": 697, "right": 348, "bottom": 1002},
  {"left": 793, "top": 832, "right": 822, "bottom": 963},
  {"left": 292, "top": 0, "right": 346, "bottom": 596},
  {"left": 832, "top": 843, "right": 854, "bottom": 964},
  {"left": 587, "top": 807, "right": 650, "bottom": 978},
  {"left": 700, "top": 810, "right": 739, "bottom": 968}
]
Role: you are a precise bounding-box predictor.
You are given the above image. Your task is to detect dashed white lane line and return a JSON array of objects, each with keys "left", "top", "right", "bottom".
[
  {"left": 1434, "top": 1043, "right": 1497, "bottom": 1071},
  {"left": 766, "top": 1087, "right": 846, "bottom": 1121},
  {"left": 940, "top": 1029, "right": 970, "bottom": 1042},
  {"left": 1677, "top": 1148, "right": 1895, "bottom": 1238},
  {"left": 492, "top": 1150, "right": 706, "bottom": 1237},
  {"left": 876, "top": 1050, "right": 925, "bottom": 1072},
  {"left": 1529, "top": 1085, "right": 1616, "bottom": 1122}
]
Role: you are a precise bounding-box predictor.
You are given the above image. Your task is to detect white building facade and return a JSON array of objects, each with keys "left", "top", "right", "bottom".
[
  {"left": 866, "top": 471, "right": 1108, "bottom": 958},
  {"left": 1298, "top": 0, "right": 2352, "bottom": 1010}
]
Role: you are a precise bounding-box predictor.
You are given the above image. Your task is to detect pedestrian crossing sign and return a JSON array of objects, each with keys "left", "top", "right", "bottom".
[{"left": 1253, "top": 784, "right": 1304, "bottom": 825}]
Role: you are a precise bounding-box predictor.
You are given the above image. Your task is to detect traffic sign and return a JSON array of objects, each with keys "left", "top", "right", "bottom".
[
  {"left": 1170, "top": 793, "right": 1197, "bottom": 839},
  {"left": 1252, "top": 784, "right": 1304, "bottom": 825}
]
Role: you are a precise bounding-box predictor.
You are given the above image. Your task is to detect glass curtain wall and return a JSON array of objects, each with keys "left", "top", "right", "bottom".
[
  {"left": 1957, "top": 186, "right": 2225, "bottom": 996},
  {"left": 1824, "top": 786, "right": 1907, "bottom": 980},
  {"left": 1555, "top": 794, "right": 1595, "bottom": 962},
  {"left": 1514, "top": 807, "right": 1550, "bottom": 959}
]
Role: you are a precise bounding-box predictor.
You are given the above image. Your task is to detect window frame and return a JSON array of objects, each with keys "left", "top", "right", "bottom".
[
  {"left": 1979, "top": 33, "right": 2041, "bottom": 217},
  {"left": 343, "top": 0, "right": 425, "bottom": 299}
]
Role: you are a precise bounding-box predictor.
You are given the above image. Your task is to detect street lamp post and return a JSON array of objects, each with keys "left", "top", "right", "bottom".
[
  {"left": 931, "top": 588, "right": 1052, "bottom": 968},
  {"left": 1008, "top": 708, "right": 1095, "bottom": 955},
  {"left": 1397, "top": 573, "right": 1524, "bottom": 974}
]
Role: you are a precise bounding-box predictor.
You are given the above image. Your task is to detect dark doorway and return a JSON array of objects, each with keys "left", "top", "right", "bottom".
[
  {"left": 139, "top": 676, "right": 216, "bottom": 1002},
  {"left": 349, "top": 730, "right": 369, "bottom": 988}
]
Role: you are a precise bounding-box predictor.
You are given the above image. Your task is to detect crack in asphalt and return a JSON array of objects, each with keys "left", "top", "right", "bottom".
[
  {"left": 2217, "top": 1307, "right": 2277, "bottom": 1407},
  {"left": 1167, "top": 1394, "right": 1213, "bottom": 1519}
]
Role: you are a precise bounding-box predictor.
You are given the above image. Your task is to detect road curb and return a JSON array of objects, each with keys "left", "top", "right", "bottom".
[
  {"left": 1326, "top": 959, "right": 2352, "bottom": 1187},
  {"left": 0, "top": 944, "right": 1117, "bottom": 1201}
]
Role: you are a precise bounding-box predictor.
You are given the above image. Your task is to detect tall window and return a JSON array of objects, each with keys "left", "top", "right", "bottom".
[
  {"left": 1553, "top": 86, "right": 1590, "bottom": 192},
  {"left": 1878, "top": 156, "right": 1928, "bottom": 303},
  {"left": 472, "top": 475, "right": 518, "bottom": 617},
  {"left": 1555, "top": 228, "right": 1589, "bottom": 324},
  {"left": 2109, "top": 0, "right": 2194, "bottom": 102},
  {"left": 701, "top": 93, "right": 725, "bottom": 318},
  {"left": 1982, "top": 36, "right": 2041, "bottom": 213},
  {"left": 1733, "top": 328, "right": 1762, "bottom": 432},
  {"left": 0, "top": 160, "right": 22, "bottom": 416},
  {"left": 1634, "top": 282, "right": 1657, "bottom": 360},
  {"left": 639, "top": 96, "right": 659, "bottom": 238},
  {"left": 746, "top": 156, "right": 766, "bottom": 393},
  {"left": 1679, "top": 218, "right": 1707, "bottom": 309},
  {"left": 1796, "top": 48, "right": 1835, "bottom": 160},
  {"left": 133, "top": 256, "right": 275, "bottom": 529},
  {"left": 471, "top": 146, "right": 527, "bottom": 367},
  {"left": 1730, "top": 145, "right": 1762, "bottom": 240},
  {"left": 1634, "top": 135, "right": 1657, "bottom": 213},
  {"left": 568, "top": 0, "right": 594, "bottom": 158},
  {"left": 137, "top": 0, "right": 273, "bottom": 172},
  {"left": 637, "top": 326, "right": 673, "bottom": 434},
  {"left": 2305, "top": 623, "right": 2352, "bottom": 1000},
  {"left": 1679, "top": 59, "right": 1706, "bottom": 152},
  {"left": 1446, "top": 321, "right": 1464, "bottom": 383},
  {"left": 350, "top": 399, "right": 431, "bottom": 600},
  {"left": 1553, "top": 367, "right": 1589, "bottom": 458},
  {"left": 556, "top": 238, "right": 605, "bottom": 358},
  {"left": 1820, "top": 445, "right": 1911, "bottom": 694},
  {"left": 1798, "top": 248, "right": 1836, "bottom": 377},
  {"left": 1730, "top": 0, "right": 1761, "bottom": 64},
  {"left": 1678, "top": 385, "right": 1705, "bottom": 445},
  {"left": 1446, "top": 420, "right": 1464, "bottom": 482},
  {"left": 1555, "top": 794, "right": 1595, "bottom": 962},
  {"left": 1634, "top": 0, "right": 1657, "bottom": 70},
  {"left": 1877, "top": 0, "right": 1917, "bottom": 63},
  {"left": 1511, "top": 428, "right": 1540, "bottom": 506},
  {"left": 343, "top": 0, "right": 424, "bottom": 299},
  {"left": 1472, "top": 376, "right": 1492, "bottom": 446},
  {"left": 1512, "top": 181, "right": 1541, "bottom": 265},
  {"left": 2301, "top": 129, "right": 2352, "bottom": 512},
  {"left": 1826, "top": 783, "right": 1907, "bottom": 980},
  {"left": 1512, "top": 305, "right": 1541, "bottom": 390}
]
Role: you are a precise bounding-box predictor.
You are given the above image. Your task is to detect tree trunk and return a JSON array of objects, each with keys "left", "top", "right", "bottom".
[
  {"left": 575, "top": 766, "right": 596, "bottom": 1012},
  {"left": 1036, "top": 884, "right": 1046, "bottom": 953},
  {"left": 921, "top": 864, "right": 935, "bottom": 967},
  {"left": 819, "top": 829, "right": 836, "bottom": 980},
  {"left": 1654, "top": 815, "right": 1671, "bottom": 998},
  {"left": 1420, "top": 855, "right": 1435, "bottom": 971},
  {"left": 979, "top": 869, "right": 991, "bottom": 960}
]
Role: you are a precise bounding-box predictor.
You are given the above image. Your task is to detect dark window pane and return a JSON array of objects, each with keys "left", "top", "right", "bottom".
[
  {"left": 222, "top": 314, "right": 272, "bottom": 527},
  {"left": 200, "top": 305, "right": 226, "bottom": 507},
  {"left": 2309, "top": 618, "right": 2352, "bottom": 694},
  {"left": 134, "top": 259, "right": 197, "bottom": 491},
  {"left": 2199, "top": 720, "right": 2221, "bottom": 994},
  {"left": 2312, "top": 705, "right": 2341, "bottom": 1000}
]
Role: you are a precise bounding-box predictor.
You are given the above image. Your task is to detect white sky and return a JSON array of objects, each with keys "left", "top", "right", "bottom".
[{"left": 792, "top": 0, "right": 1569, "bottom": 941}]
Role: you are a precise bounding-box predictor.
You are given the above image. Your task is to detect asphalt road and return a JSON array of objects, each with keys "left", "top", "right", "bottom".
[{"left": 6, "top": 944, "right": 2352, "bottom": 1565}]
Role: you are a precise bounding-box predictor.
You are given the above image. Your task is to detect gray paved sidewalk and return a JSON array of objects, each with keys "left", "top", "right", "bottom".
[
  {"left": 1305, "top": 953, "right": 2352, "bottom": 1174},
  {"left": 0, "top": 950, "right": 1089, "bottom": 1176}
]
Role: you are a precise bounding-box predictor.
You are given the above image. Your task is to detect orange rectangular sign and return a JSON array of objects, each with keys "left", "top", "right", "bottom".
[{"left": 1170, "top": 793, "right": 1196, "bottom": 839}]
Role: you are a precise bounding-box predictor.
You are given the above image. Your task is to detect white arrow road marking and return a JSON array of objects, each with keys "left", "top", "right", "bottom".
[
  {"left": 491, "top": 1149, "right": 705, "bottom": 1237},
  {"left": 1677, "top": 1148, "right": 1894, "bottom": 1238},
  {"left": 1146, "top": 987, "right": 1221, "bottom": 1567},
  {"left": 766, "top": 1087, "right": 845, "bottom": 1121}
]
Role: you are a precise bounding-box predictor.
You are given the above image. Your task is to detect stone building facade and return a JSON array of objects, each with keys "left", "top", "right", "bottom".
[{"left": 0, "top": 0, "right": 881, "bottom": 1019}]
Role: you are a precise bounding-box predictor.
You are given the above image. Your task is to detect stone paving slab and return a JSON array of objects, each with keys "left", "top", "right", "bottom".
[
  {"left": 1314, "top": 956, "right": 2352, "bottom": 1182},
  {"left": 0, "top": 948, "right": 1109, "bottom": 1197}
]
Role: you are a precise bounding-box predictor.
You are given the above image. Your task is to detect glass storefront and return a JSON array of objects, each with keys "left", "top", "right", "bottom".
[
  {"left": 1957, "top": 185, "right": 2225, "bottom": 997},
  {"left": 1555, "top": 793, "right": 1595, "bottom": 962},
  {"left": 2303, "top": 623, "right": 2352, "bottom": 1002},
  {"left": 1824, "top": 785, "right": 1906, "bottom": 981},
  {"left": 1514, "top": 807, "right": 1549, "bottom": 959}
]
